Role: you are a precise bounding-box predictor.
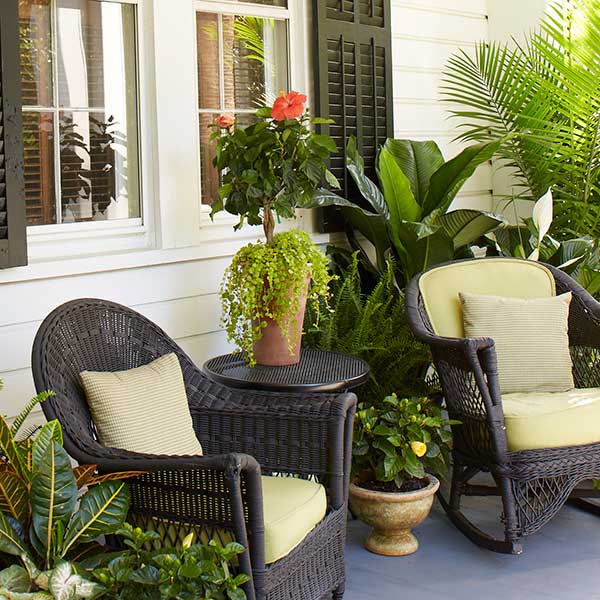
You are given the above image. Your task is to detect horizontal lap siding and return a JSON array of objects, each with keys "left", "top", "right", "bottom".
[
  {"left": 0, "top": 257, "right": 235, "bottom": 420},
  {"left": 390, "top": 0, "right": 492, "bottom": 210}
]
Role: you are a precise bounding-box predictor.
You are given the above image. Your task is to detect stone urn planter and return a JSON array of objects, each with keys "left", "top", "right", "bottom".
[{"left": 349, "top": 474, "right": 440, "bottom": 556}]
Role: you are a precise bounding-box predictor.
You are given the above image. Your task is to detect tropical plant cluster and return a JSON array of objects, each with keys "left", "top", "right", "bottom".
[
  {"left": 352, "top": 394, "right": 456, "bottom": 492},
  {"left": 442, "top": 0, "right": 600, "bottom": 240},
  {"left": 0, "top": 384, "right": 249, "bottom": 600},
  {"left": 311, "top": 136, "right": 506, "bottom": 286},
  {"left": 222, "top": 229, "right": 333, "bottom": 365}
]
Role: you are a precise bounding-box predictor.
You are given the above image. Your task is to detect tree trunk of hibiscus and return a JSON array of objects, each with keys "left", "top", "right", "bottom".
[{"left": 263, "top": 206, "right": 275, "bottom": 245}]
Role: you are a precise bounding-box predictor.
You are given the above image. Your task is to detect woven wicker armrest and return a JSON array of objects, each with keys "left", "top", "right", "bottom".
[{"left": 188, "top": 383, "right": 357, "bottom": 508}]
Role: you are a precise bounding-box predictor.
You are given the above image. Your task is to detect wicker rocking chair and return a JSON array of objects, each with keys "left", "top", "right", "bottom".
[
  {"left": 406, "top": 258, "right": 600, "bottom": 554},
  {"left": 31, "top": 298, "right": 356, "bottom": 600}
]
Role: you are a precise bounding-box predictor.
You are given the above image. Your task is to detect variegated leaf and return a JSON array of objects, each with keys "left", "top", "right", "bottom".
[{"left": 0, "top": 471, "right": 29, "bottom": 523}]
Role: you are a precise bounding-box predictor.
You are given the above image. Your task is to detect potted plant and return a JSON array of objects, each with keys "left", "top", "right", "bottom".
[
  {"left": 350, "top": 394, "right": 457, "bottom": 556},
  {"left": 210, "top": 92, "right": 338, "bottom": 366}
]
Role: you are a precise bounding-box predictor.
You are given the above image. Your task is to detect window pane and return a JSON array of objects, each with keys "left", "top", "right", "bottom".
[
  {"left": 57, "top": 0, "right": 136, "bottom": 109},
  {"left": 224, "top": 15, "right": 289, "bottom": 110},
  {"left": 19, "top": 0, "right": 53, "bottom": 106},
  {"left": 23, "top": 112, "right": 56, "bottom": 225},
  {"left": 199, "top": 114, "right": 219, "bottom": 206},
  {"left": 59, "top": 111, "right": 140, "bottom": 222},
  {"left": 239, "top": 0, "right": 287, "bottom": 6},
  {"left": 197, "top": 13, "right": 220, "bottom": 110}
]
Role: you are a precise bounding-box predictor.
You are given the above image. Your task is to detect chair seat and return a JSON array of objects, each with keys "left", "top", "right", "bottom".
[
  {"left": 502, "top": 388, "right": 600, "bottom": 452},
  {"left": 261, "top": 475, "right": 327, "bottom": 564}
]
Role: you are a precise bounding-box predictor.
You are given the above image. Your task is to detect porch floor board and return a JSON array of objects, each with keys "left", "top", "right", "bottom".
[{"left": 345, "top": 496, "right": 600, "bottom": 599}]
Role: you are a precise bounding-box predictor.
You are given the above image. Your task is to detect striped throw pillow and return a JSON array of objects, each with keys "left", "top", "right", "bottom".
[
  {"left": 459, "top": 292, "right": 574, "bottom": 394},
  {"left": 80, "top": 353, "right": 203, "bottom": 456}
]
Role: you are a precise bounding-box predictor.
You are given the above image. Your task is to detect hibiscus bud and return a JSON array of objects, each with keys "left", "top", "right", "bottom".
[
  {"left": 410, "top": 441, "right": 427, "bottom": 458},
  {"left": 216, "top": 114, "right": 235, "bottom": 128}
]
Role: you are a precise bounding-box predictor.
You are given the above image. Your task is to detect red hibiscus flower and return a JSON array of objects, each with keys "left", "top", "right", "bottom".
[
  {"left": 216, "top": 114, "right": 235, "bottom": 128},
  {"left": 271, "top": 91, "right": 307, "bottom": 121}
]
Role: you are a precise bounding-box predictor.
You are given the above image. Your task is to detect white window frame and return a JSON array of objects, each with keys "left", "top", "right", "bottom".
[
  {"left": 193, "top": 0, "right": 311, "bottom": 241},
  {"left": 24, "top": 0, "right": 157, "bottom": 262}
]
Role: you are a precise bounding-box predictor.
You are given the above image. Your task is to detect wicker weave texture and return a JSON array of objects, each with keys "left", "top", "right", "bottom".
[
  {"left": 406, "top": 259, "right": 600, "bottom": 552},
  {"left": 31, "top": 298, "right": 357, "bottom": 600}
]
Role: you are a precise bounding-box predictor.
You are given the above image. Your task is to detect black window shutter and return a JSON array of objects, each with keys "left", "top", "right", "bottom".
[
  {"left": 312, "top": 0, "right": 393, "bottom": 233},
  {"left": 0, "top": 0, "right": 26, "bottom": 268}
]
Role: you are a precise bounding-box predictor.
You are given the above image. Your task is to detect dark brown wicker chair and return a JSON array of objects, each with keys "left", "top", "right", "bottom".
[
  {"left": 31, "top": 298, "right": 356, "bottom": 600},
  {"left": 406, "top": 258, "right": 600, "bottom": 554}
]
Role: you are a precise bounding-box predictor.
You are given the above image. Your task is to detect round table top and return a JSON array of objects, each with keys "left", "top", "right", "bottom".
[{"left": 203, "top": 349, "right": 370, "bottom": 393}]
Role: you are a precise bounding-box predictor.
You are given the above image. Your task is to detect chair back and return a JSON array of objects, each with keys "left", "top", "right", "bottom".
[
  {"left": 416, "top": 258, "right": 556, "bottom": 338},
  {"left": 31, "top": 298, "right": 197, "bottom": 460}
]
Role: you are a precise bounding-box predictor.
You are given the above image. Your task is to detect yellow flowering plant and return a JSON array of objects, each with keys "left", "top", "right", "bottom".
[{"left": 352, "top": 394, "right": 459, "bottom": 492}]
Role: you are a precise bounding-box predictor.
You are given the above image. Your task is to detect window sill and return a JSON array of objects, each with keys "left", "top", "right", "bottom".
[{"left": 0, "top": 224, "right": 333, "bottom": 285}]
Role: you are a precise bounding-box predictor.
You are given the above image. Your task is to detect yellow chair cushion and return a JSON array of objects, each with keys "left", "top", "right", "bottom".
[
  {"left": 80, "top": 353, "right": 204, "bottom": 456},
  {"left": 261, "top": 475, "right": 327, "bottom": 564},
  {"left": 418, "top": 259, "right": 556, "bottom": 338},
  {"left": 144, "top": 476, "right": 326, "bottom": 565},
  {"left": 502, "top": 388, "right": 600, "bottom": 451},
  {"left": 460, "top": 291, "right": 574, "bottom": 394}
]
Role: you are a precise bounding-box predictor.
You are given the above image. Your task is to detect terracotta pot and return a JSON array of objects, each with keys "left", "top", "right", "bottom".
[
  {"left": 349, "top": 474, "right": 440, "bottom": 556},
  {"left": 252, "top": 275, "right": 310, "bottom": 366}
]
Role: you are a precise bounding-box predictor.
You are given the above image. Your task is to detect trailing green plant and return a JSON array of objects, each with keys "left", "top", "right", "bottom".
[
  {"left": 442, "top": 0, "right": 600, "bottom": 239},
  {"left": 210, "top": 92, "right": 339, "bottom": 243},
  {"left": 303, "top": 253, "right": 433, "bottom": 404},
  {"left": 221, "top": 229, "right": 333, "bottom": 366},
  {"left": 310, "top": 136, "right": 506, "bottom": 286},
  {"left": 352, "top": 394, "right": 457, "bottom": 492},
  {"left": 87, "top": 524, "right": 249, "bottom": 600}
]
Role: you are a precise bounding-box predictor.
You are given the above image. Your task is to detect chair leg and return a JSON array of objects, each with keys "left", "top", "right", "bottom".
[
  {"left": 437, "top": 460, "right": 523, "bottom": 555},
  {"left": 332, "top": 583, "right": 345, "bottom": 600}
]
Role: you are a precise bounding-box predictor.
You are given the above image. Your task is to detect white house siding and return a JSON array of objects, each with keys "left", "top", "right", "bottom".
[{"left": 391, "top": 0, "right": 492, "bottom": 210}]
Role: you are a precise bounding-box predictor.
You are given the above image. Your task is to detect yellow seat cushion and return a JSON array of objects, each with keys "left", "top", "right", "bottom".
[
  {"left": 261, "top": 475, "right": 327, "bottom": 564},
  {"left": 80, "top": 353, "right": 203, "bottom": 456},
  {"left": 144, "top": 476, "right": 327, "bottom": 565},
  {"left": 502, "top": 388, "right": 600, "bottom": 451},
  {"left": 418, "top": 258, "right": 555, "bottom": 338}
]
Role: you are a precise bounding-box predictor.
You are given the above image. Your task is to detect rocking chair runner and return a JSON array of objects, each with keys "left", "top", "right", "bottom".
[
  {"left": 31, "top": 298, "right": 357, "bottom": 600},
  {"left": 406, "top": 258, "right": 600, "bottom": 554}
]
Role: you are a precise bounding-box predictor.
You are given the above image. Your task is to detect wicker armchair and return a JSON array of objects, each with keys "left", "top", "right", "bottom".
[
  {"left": 406, "top": 258, "right": 600, "bottom": 554},
  {"left": 31, "top": 298, "right": 356, "bottom": 600}
]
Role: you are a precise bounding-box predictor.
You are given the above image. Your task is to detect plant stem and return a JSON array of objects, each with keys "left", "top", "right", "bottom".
[{"left": 263, "top": 206, "right": 275, "bottom": 244}]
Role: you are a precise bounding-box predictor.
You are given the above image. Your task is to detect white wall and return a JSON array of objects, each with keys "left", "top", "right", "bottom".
[{"left": 391, "top": 0, "right": 492, "bottom": 210}]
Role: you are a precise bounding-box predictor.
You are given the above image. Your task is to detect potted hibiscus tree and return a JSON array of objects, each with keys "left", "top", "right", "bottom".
[{"left": 211, "top": 92, "right": 339, "bottom": 366}]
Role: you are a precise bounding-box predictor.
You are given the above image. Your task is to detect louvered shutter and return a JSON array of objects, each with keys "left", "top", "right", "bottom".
[
  {"left": 0, "top": 0, "right": 26, "bottom": 267},
  {"left": 312, "top": 0, "right": 393, "bottom": 232}
]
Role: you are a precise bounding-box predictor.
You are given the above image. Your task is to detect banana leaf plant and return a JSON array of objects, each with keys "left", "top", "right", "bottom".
[{"left": 309, "top": 136, "right": 507, "bottom": 285}]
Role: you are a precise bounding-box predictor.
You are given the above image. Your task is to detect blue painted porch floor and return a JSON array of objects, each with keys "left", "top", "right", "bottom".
[{"left": 344, "top": 495, "right": 600, "bottom": 600}]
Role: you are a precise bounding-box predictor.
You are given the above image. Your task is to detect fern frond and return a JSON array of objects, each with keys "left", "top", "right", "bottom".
[{"left": 11, "top": 390, "right": 55, "bottom": 437}]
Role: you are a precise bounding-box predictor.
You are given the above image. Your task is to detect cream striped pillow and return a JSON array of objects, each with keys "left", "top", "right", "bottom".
[
  {"left": 459, "top": 292, "right": 574, "bottom": 394},
  {"left": 80, "top": 353, "right": 203, "bottom": 456}
]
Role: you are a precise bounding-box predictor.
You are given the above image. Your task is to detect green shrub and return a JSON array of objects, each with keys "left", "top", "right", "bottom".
[{"left": 303, "top": 254, "right": 432, "bottom": 404}]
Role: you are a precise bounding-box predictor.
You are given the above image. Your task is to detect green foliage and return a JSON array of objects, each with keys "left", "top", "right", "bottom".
[
  {"left": 210, "top": 100, "right": 338, "bottom": 242},
  {"left": 308, "top": 136, "right": 506, "bottom": 285},
  {"left": 303, "top": 253, "right": 432, "bottom": 405},
  {"left": 485, "top": 192, "right": 600, "bottom": 296},
  {"left": 353, "top": 394, "right": 457, "bottom": 490},
  {"left": 442, "top": 0, "right": 600, "bottom": 239},
  {"left": 87, "top": 524, "right": 250, "bottom": 600},
  {"left": 221, "top": 229, "right": 333, "bottom": 366}
]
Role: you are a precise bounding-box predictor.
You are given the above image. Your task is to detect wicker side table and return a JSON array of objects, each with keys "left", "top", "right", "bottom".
[{"left": 203, "top": 348, "right": 369, "bottom": 393}]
